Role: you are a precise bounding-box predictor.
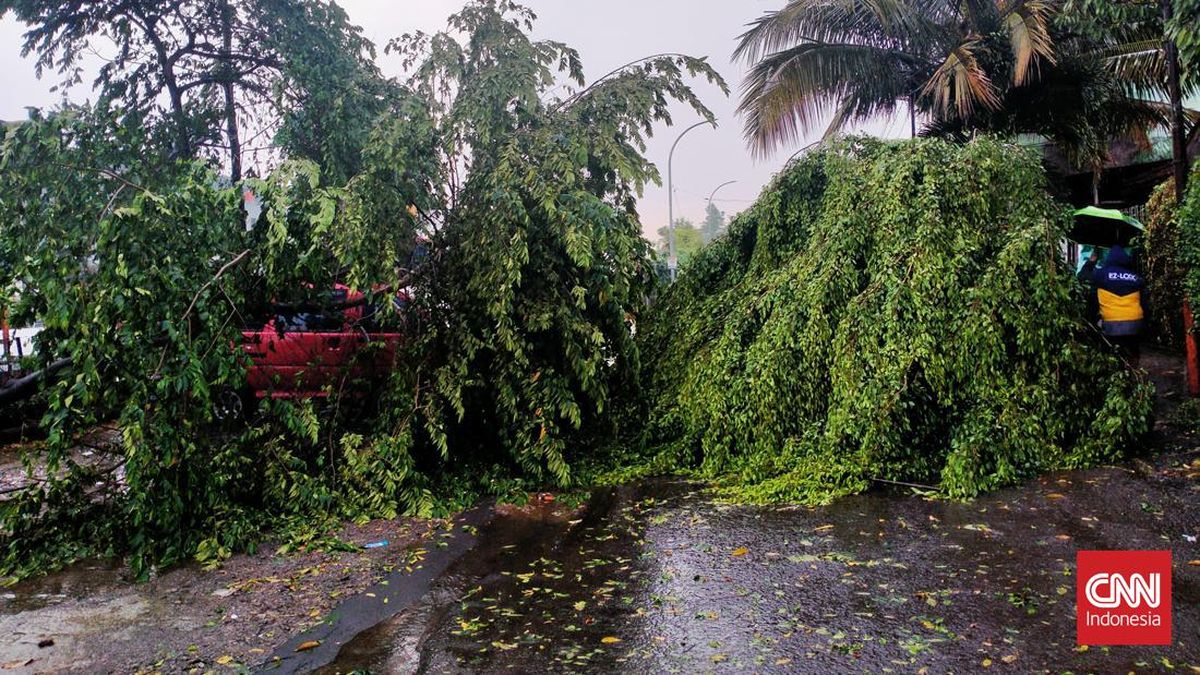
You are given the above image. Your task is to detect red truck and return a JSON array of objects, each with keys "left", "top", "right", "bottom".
[{"left": 214, "top": 285, "right": 406, "bottom": 421}]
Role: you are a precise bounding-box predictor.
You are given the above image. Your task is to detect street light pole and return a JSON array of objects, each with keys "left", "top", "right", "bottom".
[
  {"left": 705, "top": 180, "right": 737, "bottom": 242},
  {"left": 706, "top": 180, "right": 738, "bottom": 206},
  {"left": 668, "top": 119, "right": 715, "bottom": 281}
]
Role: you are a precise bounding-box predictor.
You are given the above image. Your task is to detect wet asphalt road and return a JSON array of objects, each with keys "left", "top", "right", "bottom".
[{"left": 313, "top": 451, "right": 1199, "bottom": 674}]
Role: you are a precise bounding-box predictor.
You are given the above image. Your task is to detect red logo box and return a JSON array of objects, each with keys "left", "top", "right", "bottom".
[{"left": 1077, "top": 550, "right": 1172, "bottom": 646}]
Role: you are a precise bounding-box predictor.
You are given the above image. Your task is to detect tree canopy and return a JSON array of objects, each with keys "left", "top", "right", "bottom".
[
  {"left": 657, "top": 219, "right": 705, "bottom": 266},
  {"left": 734, "top": 0, "right": 1057, "bottom": 154},
  {"left": 0, "top": 0, "right": 392, "bottom": 181},
  {"left": 0, "top": 0, "right": 724, "bottom": 578},
  {"left": 632, "top": 137, "right": 1153, "bottom": 503},
  {"left": 734, "top": 0, "right": 1195, "bottom": 174},
  {"left": 702, "top": 203, "right": 726, "bottom": 243}
]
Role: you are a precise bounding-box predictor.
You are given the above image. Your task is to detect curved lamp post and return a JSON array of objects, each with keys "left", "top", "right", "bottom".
[
  {"left": 703, "top": 180, "right": 737, "bottom": 243},
  {"left": 787, "top": 139, "right": 822, "bottom": 164},
  {"left": 667, "top": 119, "right": 716, "bottom": 280},
  {"left": 707, "top": 180, "right": 738, "bottom": 207}
]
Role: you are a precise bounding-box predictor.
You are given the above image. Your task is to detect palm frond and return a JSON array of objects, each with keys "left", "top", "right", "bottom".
[
  {"left": 738, "top": 41, "right": 918, "bottom": 155},
  {"left": 920, "top": 41, "right": 1001, "bottom": 118},
  {"left": 734, "top": 0, "right": 945, "bottom": 63},
  {"left": 1002, "top": 0, "right": 1057, "bottom": 85}
]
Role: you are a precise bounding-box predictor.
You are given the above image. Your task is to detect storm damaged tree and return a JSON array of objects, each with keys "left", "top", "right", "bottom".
[
  {"left": 0, "top": 0, "right": 724, "bottom": 577},
  {"left": 386, "top": 0, "right": 726, "bottom": 485},
  {"left": 636, "top": 138, "right": 1155, "bottom": 505}
]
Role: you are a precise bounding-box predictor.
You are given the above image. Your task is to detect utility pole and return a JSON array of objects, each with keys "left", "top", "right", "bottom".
[{"left": 668, "top": 120, "right": 715, "bottom": 281}]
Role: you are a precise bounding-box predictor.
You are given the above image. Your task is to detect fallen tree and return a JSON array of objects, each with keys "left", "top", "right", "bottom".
[
  {"left": 0, "top": 1, "right": 723, "bottom": 579},
  {"left": 0, "top": 358, "right": 72, "bottom": 408},
  {"left": 634, "top": 137, "right": 1155, "bottom": 503}
]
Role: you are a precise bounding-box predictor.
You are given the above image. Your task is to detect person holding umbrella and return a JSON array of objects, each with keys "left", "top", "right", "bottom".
[
  {"left": 1088, "top": 245, "right": 1146, "bottom": 363},
  {"left": 1070, "top": 207, "right": 1147, "bottom": 364}
]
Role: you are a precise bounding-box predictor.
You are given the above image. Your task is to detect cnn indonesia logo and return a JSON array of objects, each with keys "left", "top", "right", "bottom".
[{"left": 1077, "top": 551, "right": 1172, "bottom": 646}]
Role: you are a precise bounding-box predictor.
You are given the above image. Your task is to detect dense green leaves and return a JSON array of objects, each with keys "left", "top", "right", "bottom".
[
  {"left": 0, "top": 0, "right": 390, "bottom": 180},
  {"left": 1142, "top": 174, "right": 1199, "bottom": 345},
  {"left": 392, "top": 0, "right": 725, "bottom": 487},
  {"left": 0, "top": 1, "right": 722, "bottom": 578},
  {"left": 1178, "top": 166, "right": 1200, "bottom": 313},
  {"left": 636, "top": 137, "right": 1154, "bottom": 503}
]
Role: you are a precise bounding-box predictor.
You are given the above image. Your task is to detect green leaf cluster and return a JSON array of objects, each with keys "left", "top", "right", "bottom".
[
  {"left": 1179, "top": 166, "right": 1200, "bottom": 322},
  {"left": 0, "top": 1, "right": 723, "bottom": 578},
  {"left": 635, "top": 137, "right": 1154, "bottom": 504},
  {"left": 1141, "top": 172, "right": 1200, "bottom": 346}
]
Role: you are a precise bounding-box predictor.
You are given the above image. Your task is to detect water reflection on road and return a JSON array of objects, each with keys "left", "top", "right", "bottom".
[{"left": 324, "top": 456, "right": 1199, "bottom": 673}]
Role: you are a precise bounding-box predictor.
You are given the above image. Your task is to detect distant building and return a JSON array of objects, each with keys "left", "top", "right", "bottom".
[
  {"left": 1029, "top": 95, "right": 1200, "bottom": 209},
  {"left": 1043, "top": 128, "right": 1200, "bottom": 209}
]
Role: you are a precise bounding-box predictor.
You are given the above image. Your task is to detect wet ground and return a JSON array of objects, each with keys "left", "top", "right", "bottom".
[
  {"left": 0, "top": 517, "right": 439, "bottom": 673},
  {"left": 2, "top": 349, "right": 1197, "bottom": 673},
  {"left": 311, "top": 455, "right": 1199, "bottom": 674}
]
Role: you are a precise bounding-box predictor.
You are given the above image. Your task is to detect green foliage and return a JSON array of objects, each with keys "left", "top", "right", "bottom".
[
  {"left": 393, "top": 1, "right": 725, "bottom": 488},
  {"left": 0, "top": 1, "right": 722, "bottom": 579},
  {"left": 0, "top": 0, "right": 391, "bottom": 179},
  {"left": 635, "top": 137, "right": 1154, "bottom": 504},
  {"left": 734, "top": 0, "right": 1057, "bottom": 153},
  {"left": 702, "top": 203, "right": 726, "bottom": 244},
  {"left": 1179, "top": 164, "right": 1200, "bottom": 318},
  {"left": 1170, "top": 0, "right": 1200, "bottom": 74},
  {"left": 734, "top": 0, "right": 1185, "bottom": 173},
  {"left": 263, "top": 0, "right": 402, "bottom": 183},
  {"left": 1068, "top": 0, "right": 1200, "bottom": 90},
  {"left": 657, "top": 219, "right": 706, "bottom": 266},
  {"left": 1142, "top": 174, "right": 1200, "bottom": 346}
]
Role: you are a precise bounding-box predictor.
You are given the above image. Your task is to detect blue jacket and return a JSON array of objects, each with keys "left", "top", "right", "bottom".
[{"left": 1092, "top": 246, "right": 1144, "bottom": 337}]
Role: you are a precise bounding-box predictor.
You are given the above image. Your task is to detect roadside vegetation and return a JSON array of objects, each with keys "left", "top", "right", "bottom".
[
  {"left": 0, "top": 0, "right": 1195, "bottom": 585},
  {"left": 0, "top": 0, "right": 723, "bottom": 579},
  {"left": 629, "top": 137, "right": 1155, "bottom": 503}
]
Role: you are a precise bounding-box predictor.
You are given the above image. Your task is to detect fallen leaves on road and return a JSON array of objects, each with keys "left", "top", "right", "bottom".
[
  {"left": 295, "top": 640, "right": 321, "bottom": 652},
  {"left": 600, "top": 636, "right": 621, "bottom": 644},
  {"left": 731, "top": 547, "right": 749, "bottom": 557}
]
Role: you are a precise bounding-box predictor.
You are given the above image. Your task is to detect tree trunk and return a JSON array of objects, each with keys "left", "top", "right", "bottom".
[
  {"left": 167, "top": 79, "right": 192, "bottom": 160},
  {"left": 1162, "top": 0, "right": 1189, "bottom": 203},
  {"left": 147, "top": 34, "right": 192, "bottom": 159},
  {"left": 220, "top": 0, "right": 242, "bottom": 183}
]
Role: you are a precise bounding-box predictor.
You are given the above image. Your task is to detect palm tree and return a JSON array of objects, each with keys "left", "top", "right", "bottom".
[
  {"left": 734, "top": 0, "right": 1057, "bottom": 156},
  {"left": 1067, "top": 2, "right": 1198, "bottom": 200},
  {"left": 925, "top": 8, "right": 1197, "bottom": 184}
]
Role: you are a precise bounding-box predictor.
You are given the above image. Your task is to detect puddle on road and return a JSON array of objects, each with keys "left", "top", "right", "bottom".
[
  {"left": 0, "top": 560, "right": 126, "bottom": 614},
  {"left": 320, "top": 485, "right": 650, "bottom": 673},
  {"left": 321, "top": 462, "right": 1198, "bottom": 674}
]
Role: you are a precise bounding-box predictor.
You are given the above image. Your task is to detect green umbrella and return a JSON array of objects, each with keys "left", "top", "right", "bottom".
[{"left": 1068, "top": 206, "right": 1145, "bottom": 247}]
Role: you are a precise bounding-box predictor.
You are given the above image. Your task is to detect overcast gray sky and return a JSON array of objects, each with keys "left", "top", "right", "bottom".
[{"left": 0, "top": 1, "right": 911, "bottom": 237}]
